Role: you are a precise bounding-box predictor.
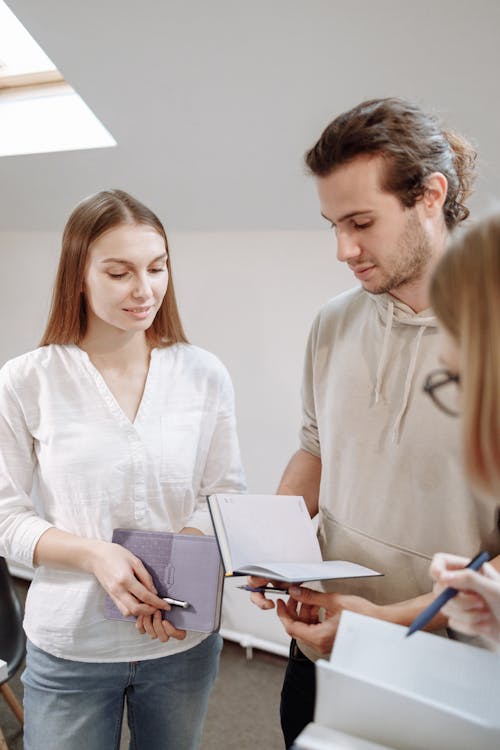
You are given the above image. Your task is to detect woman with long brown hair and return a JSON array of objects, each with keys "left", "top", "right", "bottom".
[
  {"left": 0, "top": 189, "right": 245, "bottom": 749},
  {"left": 427, "top": 212, "right": 500, "bottom": 648}
]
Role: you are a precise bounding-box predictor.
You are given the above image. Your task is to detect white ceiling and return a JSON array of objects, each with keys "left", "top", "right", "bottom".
[{"left": 2, "top": 0, "right": 500, "bottom": 232}]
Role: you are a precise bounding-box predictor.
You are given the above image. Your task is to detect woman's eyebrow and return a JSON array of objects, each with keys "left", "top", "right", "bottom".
[{"left": 100, "top": 254, "right": 167, "bottom": 266}]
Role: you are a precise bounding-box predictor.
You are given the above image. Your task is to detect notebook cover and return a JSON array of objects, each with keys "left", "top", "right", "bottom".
[{"left": 104, "top": 529, "right": 224, "bottom": 633}]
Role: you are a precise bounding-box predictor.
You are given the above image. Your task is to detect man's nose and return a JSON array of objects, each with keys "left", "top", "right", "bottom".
[{"left": 336, "top": 231, "right": 361, "bottom": 262}]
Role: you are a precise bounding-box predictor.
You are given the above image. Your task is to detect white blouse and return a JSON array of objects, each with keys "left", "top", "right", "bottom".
[{"left": 0, "top": 343, "right": 245, "bottom": 661}]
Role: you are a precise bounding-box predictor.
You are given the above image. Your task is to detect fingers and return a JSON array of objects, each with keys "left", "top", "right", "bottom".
[
  {"left": 135, "top": 611, "right": 187, "bottom": 642},
  {"left": 103, "top": 548, "right": 169, "bottom": 617},
  {"left": 248, "top": 576, "right": 271, "bottom": 587},
  {"left": 429, "top": 553, "right": 471, "bottom": 582},
  {"left": 250, "top": 591, "right": 276, "bottom": 610},
  {"left": 478, "top": 562, "right": 500, "bottom": 581},
  {"left": 443, "top": 591, "right": 488, "bottom": 619},
  {"left": 449, "top": 590, "right": 487, "bottom": 611},
  {"left": 248, "top": 576, "right": 277, "bottom": 610},
  {"left": 288, "top": 585, "right": 332, "bottom": 610},
  {"left": 128, "top": 561, "right": 169, "bottom": 611},
  {"left": 446, "top": 605, "right": 494, "bottom": 634},
  {"left": 130, "top": 556, "right": 157, "bottom": 593},
  {"left": 137, "top": 610, "right": 165, "bottom": 640},
  {"left": 282, "top": 595, "right": 320, "bottom": 625},
  {"left": 118, "top": 596, "right": 156, "bottom": 618},
  {"left": 136, "top": 614, "right": 146, "bottom": 634},
  {"left": 439, "top": 568, "right": 489, "bottom": 593},
  {"left": 115, "top": 588, "right": 168, "bottom": 618},
  {"left": 159, "top": 619, "right": 187, "bottom": 641},
  {"left": 276, "top": 599, "right": 337, "bottom": 655}
]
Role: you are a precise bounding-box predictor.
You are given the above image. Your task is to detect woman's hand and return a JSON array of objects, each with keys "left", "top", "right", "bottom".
[
  {"left": 32, "top": 528, "right": 170, "bottom": 618},
  {"left": 135, "top": 611, "right": 187, "bottom": 642},
  {"left": 133, "top": 526, "right": 201, "bottom": 640},
  {"left": 430, "top": 552, "right": 500, "bottom": 646},
  {"left": 90, "top": 540, "right": 169, "bottom": 618}
]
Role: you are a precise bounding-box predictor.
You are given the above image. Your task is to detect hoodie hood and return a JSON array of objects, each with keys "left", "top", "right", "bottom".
[{"left": 369, "top": 292, "right": 437, "bottom": 442}]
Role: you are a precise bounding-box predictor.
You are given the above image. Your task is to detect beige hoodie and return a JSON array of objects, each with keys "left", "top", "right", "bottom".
[{"left": 299, "top": 287, "right": 500, "bottom": 660}]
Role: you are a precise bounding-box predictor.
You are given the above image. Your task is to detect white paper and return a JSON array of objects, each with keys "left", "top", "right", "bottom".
[
  {"left": 312, "top": 611, "right": 500, "bottom": 750},
  {"left": 295, "top": 723, "right": 396, "bottom": 750},
  {"left": 213, "top": 494, "right": 322, "bottom": 569},
  {"left": 332, "top": 611, "right": 500, "bottom": 720},
  {"left": 237, "top": 560, "right": 382, "bottom": 583}
]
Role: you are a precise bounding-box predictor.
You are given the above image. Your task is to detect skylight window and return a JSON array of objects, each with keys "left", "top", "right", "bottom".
[{"left": 0, "top": 1, "right": 116, "bottom": 156}]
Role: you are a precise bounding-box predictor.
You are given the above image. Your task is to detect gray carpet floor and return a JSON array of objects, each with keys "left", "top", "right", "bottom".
[{"left": 1, "top": 578, "right": 286, "bottom": 749}]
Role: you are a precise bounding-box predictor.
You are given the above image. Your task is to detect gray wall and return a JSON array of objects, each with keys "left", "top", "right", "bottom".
[{"left": 0, "top": 229, "right": 353, "bottom": 493}]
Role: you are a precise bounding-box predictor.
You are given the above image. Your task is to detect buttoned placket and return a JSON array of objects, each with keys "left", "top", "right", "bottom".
[{"left": 75, "top": 346, "right": 156, "bottom": 523}]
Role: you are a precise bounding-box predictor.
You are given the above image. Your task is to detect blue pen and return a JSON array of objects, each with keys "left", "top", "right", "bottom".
[{"left": 406, "top": 550, "right": 490, "bottom": 637}]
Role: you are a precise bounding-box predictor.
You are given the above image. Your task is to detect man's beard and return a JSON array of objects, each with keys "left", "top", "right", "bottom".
[{"left": 370, "top": 210, "right": 432, "bottom": 296}]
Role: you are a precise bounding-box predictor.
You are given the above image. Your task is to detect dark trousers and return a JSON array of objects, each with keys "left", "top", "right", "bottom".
[{"left": 280, "top": 639, "right": 316, "bottom": 749}]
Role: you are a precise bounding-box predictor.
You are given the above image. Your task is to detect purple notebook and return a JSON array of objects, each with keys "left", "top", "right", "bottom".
[{"left": 104, "top": 529, "right": 224, "bottom": 633}]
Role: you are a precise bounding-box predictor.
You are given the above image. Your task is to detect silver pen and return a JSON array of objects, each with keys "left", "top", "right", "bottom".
[{"left": 163, "top": 596, "right": 190, "bottom": 609}]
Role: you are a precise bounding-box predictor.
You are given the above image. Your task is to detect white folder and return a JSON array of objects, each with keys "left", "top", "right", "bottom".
[{"left": 297, "top": 611, "right": 500, "bottom": 750}]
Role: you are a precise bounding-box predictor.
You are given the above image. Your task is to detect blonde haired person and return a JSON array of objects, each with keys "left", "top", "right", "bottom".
[
  {"left": 428, "top": 212, "right": 500, "bottom": 648},
  {"left": 0, "top": 189, "right": 245, "bottom": 749}
]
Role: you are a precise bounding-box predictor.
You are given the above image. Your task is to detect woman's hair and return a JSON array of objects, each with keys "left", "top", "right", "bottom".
[
  {"left": 40, "top": 189, "right": 188, "bottom": 347},
  {"left": 305, "top": 98, "right": 477, "bottom": 230},
  {"left": 430, "top": 213, "right": 500, "bottom": 494}
]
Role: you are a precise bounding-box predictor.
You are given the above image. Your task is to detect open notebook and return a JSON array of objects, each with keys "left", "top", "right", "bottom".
[{"left": 207, "top": 494, "right": 381, "bottom": 583}]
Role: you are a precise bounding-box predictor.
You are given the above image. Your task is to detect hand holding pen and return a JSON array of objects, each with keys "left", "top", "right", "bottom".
[
  {"left": 238, "top": 585, "right": 291, "bottom": 594},
  {"left": 407, "top": 550, "right": 490, "bottom": 637},
  {"left": 246, "top": 576, "right": 291, "bottom": 610},
  {"left": 428, "top": 550, "right": 500, "bottom": 646}
]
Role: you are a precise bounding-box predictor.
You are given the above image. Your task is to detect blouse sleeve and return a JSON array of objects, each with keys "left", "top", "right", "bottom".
[
  {"left": 186, "top": 363, "right": 246, "bottom": 535},
  {"left": 0, "top": 366, "right": 53, "bottom": 567}
]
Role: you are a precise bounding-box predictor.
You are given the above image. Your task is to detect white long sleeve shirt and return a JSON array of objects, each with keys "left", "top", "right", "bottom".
[{"left": 0, "top": 343, "right": 246, "bottom": 661}]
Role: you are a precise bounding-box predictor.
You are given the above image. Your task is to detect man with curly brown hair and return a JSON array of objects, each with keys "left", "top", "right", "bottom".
[{"left": 251, "top": 98, "right": 500, "bottom": 748}]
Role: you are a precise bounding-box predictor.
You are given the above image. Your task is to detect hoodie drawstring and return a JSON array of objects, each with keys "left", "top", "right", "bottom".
[
  {"left": 371, "top": 294, "right": 436, "bottom": 443},
  {"left": 374, "top": 299, "right": 394, "bottom": 404},
  {"left": 391, "top": 324, "right": 427, "bottom": 442}
]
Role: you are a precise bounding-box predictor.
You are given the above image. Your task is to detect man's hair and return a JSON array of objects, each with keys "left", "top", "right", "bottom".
[
  {"left": 305, "top": 98, "right": 477, "bottom": 230},
  {"left": 40, "top": 189, "right": 188, "bottom": 347},
  {"left": 430, "top": 213, "right": 500, "bottom": 495}
]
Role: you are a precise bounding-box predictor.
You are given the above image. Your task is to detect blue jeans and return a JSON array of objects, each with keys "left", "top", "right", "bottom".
[{"left": 22, "top": 634, "right": 222, "bottom": 750}]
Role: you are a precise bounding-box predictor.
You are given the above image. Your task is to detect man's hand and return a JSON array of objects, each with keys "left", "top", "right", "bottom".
[
  {"left": 248, "top": 576, "right": 289, "bottom": 611},
  {"left": 276, "top": 586, "right": 380, "bottom": 655}
]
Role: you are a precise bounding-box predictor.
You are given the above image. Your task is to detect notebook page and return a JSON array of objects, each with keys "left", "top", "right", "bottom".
[
  {"left": 315, "top": 661, "right": 500, "bottom": 750},
  {"left": 238, "top": 560, "right": 381, "bottom": 582},
  {"left": 332, "top": 611, "right": 500, "bottom": 722},
  {"left": 295, "top": 723, "right": 396, "bottom": 750},
  {"left": 213, "top": 494, "right": 321, "bottom": 570}
]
